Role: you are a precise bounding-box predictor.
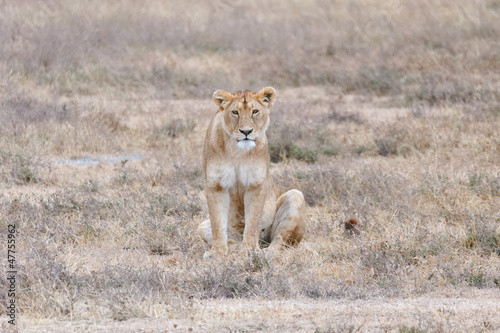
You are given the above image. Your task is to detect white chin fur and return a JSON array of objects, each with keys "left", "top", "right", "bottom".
[{"left": 237, "top": 140, "right": 256, "bottom": 150}]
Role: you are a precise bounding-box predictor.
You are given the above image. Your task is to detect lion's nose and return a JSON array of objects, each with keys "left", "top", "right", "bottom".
[{"left": 239, "top": 128, "right": 253, "bottom": 136}]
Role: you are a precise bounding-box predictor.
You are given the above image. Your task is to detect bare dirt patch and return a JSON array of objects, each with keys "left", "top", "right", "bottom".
[{"left": 15, "top": 290, "right": 500, "bottom": 332}]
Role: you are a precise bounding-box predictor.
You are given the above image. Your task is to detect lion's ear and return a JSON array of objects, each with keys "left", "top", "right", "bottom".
[
  {"left": 256, "top": 86, "right": 276, "bottom": 109},
  {"left": 213, "top": 89, "right": 232, "bottom": 111}
]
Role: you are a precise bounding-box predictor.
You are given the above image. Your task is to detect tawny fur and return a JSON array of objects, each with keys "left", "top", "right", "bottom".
[{"left": 198, "top": 87, "right": 307, "bottom": 256}]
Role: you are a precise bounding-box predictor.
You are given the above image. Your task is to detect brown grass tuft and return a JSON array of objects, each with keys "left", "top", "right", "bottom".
[{"left": 344, "top": 217, "right": 361, "bottom": 236}]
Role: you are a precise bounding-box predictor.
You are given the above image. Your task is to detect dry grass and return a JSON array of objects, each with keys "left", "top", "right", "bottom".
[{"left": 1, "top": 0, "right": 500, "bottom": 331}]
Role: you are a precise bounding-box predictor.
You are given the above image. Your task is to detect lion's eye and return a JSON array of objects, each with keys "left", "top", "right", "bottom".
[
  {"left": 231, "top": 110, "right": 239, "bottom": 116},
  {"left": 252, "top": 109, "right": 259, "bottom": 115}
]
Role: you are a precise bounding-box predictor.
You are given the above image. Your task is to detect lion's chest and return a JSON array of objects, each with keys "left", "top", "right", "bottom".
[{"left": 210, "top": 162, "right": 266, "bottom": 190}]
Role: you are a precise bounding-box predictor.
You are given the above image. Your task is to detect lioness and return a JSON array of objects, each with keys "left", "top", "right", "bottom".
[{"left": 198, "top": 87, "right": 307, "bottom": 256}]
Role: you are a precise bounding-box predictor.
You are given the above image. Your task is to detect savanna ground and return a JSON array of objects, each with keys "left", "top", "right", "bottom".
[{"left": 1, "top": 0, "right": 500, "bottom": 332}]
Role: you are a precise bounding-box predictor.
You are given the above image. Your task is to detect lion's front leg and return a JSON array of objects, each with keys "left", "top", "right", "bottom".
[
  {"left": 206, "top": 187, "right": 230, "bottom": 256},
  {"left": 241, "top": 187, "right": 265, "bottom": 252}
]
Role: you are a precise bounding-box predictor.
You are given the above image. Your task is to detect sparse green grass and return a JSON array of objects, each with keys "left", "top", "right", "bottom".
[
  {"left": 1, "top": 0, "right": 500, "bottom": 331},
  {"left": 399, "top": 325, "right": 426, "bottom": 333},
  {"left": 149, "top": 118, "right": 196, "bottom": 141}
]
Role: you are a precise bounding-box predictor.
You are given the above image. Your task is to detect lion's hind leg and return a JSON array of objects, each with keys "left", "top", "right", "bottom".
[
  {"left": 197, "top": 219, "right": 243, "bottom": 249},
  {"left": 197, "top": 219, "right": 213, "bottom": 246},
  {"left": 269, "top": 189, "right": 307, "bottom": 251}
]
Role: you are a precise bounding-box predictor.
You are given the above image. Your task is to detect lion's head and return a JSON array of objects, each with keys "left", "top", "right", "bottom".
[{"left": 212, "top": 87, "right": 276, "bottom": 151}]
